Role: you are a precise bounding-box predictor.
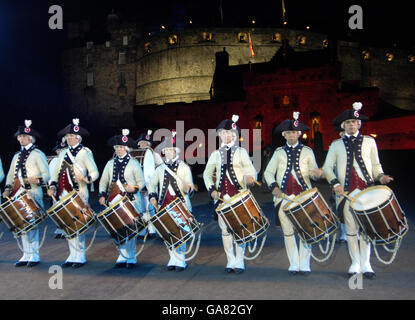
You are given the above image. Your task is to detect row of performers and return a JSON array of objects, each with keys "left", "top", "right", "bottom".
[{"left": 0, "top": 103, "right": 398, "bottom": 279}]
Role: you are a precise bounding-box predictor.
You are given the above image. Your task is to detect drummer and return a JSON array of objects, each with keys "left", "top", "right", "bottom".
[
  {"left": 2, "top": 120, "right": 50, "bottom": 267},
  {"left": 203, "top": 115, "right": 257, "bottom": 274},
  {"left": 49, "top": 140, "right": 67, "bottom": 239},
  {"left": 136, "top": 130, "right": 163, "bottom": 239},
  {"left": 47, "top": 119, "right": 99, "bottom": 269},
  {"left": 148, "top": 130, "right": 195, "bottom": 272},
  {"left": 323, "top": 102, "right": 393, "bottom": 280},
  {"left": 98, "top": 129, "right": 145, "bottom": 269},
  {"left": 263, "top": 112, "right": 322, "bottom": 276}
]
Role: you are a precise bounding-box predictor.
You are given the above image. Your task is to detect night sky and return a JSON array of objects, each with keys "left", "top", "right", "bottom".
[{"left": 0, "top": 0, "right": 413, "bottom": 158}]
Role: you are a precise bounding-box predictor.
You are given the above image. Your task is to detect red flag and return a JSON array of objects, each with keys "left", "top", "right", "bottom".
[{"left": 248, "top": 33, "right": 255, "bottom": 58}]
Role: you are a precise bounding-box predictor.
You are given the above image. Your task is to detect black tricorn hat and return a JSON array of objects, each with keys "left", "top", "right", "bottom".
[
  {"left": 274, "top": 112, "right": 310, "bottom": 134},
  {"left": 136, "top": 130, "right": 153, "bottom": 145},
  {"left": 216, "top": 114, "right": 241, "bottom": 133},
  {"left": 52, "top": 140, "right": 68, "bottom": 152},
  {"left": 14, "top": 120, "right": 41, "bottom": 139},
  {"left": 157, "top": 130, "right": 188, "bottom": 151},
  {"left": 333, "top": 102, "right": 369, "bottom": 127},
  {"left": 107, "top": 129, "right": 137, "bottom": 148},
  {"left": 57, "top": 118, "right": 90, "bottom": 138}
]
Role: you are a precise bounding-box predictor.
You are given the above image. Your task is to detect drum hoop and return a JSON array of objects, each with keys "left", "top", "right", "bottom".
[
  {"left": 350, "top": 185, "right": 392, "bottom": 211},
  {"left": 0, "top": 189, "right": 32, "bottom": 208},
  {"left": 352, "top": 195, "right": 394, "bottom": 215},
  {"left": 151, "top": 197, "right": 181, "bottom": 221},
  {"left": 282, "top": 187, "right": 319, "bottom": 213},
  {"left": 216, "top": 190, "right": 252, "bottom": 213},
  {"left": 47, "top": 190, "right": 78, "bottom": 214},
  {"left": 97, "top": 195, "right": 129, "bottom": 218}
]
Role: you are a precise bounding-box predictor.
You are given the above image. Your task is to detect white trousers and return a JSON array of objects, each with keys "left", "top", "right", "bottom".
[
  {"left": 19, "top": 229, "right": 40, "bottom": 262},
  {"left": 116, "top": 238, "right": 137, "bottom": 264},
  {"left": 167, "top": 243, "right": 187, "bottom": 268},
  {"left": 66, "top": 234, "right": 86, "bottom": 263},
  {"left": 218, "top": 216, "right": 246, "bottom": 269},
  {"left": 278, "top": 200, "right": 312, "bottom": 272},
  {"left": 343, "top": 200, "right": 373, "bottom": 274}
]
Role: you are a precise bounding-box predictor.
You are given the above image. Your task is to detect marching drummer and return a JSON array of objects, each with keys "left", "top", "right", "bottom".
[
  {"left": 135, "top": 130, "right": 163, "bottom": 239},
  {"left": 203, "top": 115, "right": 257, "bottom": 274},
  {"left": 98, "top": 129, "right": 145, "bottom": 269},
  {"left": 2, "top": 120, "right": 50, "bottom": 267},
  {"left": 148, "top": 130, "right": 195, "bottom": 272},
  {"left": 47, "top": 119, "right": 99, "bottom": 269},
  {"left": 49, "top": 140, "right": 67, "bottom": 239},
  {"left": 323, "top": 102, "right": 393, "bottom": 280},
  {"left": 263, "top": 112, "right": 322, "bottom": 276}
]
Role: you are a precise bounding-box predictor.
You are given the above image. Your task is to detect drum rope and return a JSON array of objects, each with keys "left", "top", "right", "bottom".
[
  {"left": 15, "top": 224, "right": 48, "bottom": 255},
  {"left": 0, "top": 231, "right": 3, "bottom": 241},
  {"left": 171, "top": 228, "right": 203, "bottom": 262},
  {"left": 248, "top": 236, "right": 258, "bottom": 253},
  {"left": 373, "top": 237, "right": 402, "bottom": 265},
  {"left": 67, "top": 221, "right": 99, "bottom": 253},
  {"left": 310, "top": 232, "right": 337, "bottom": 263},
  {"left": 243, "top": 233, "right": 267, "bottom": 261},
  {"left": 116, "top": 229, "right": 149, "bottom": 260}
]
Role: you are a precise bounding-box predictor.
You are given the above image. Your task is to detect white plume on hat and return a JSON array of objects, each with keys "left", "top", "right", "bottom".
[
  {"left": 122, "top": 129, "right": 129, "bottom": 136},
  {"left": 232, "top": 114, "right": 239, "bottom": 123},
  {"left": 147, "top": 130, "right": 152, "bottom": 136},
  {"left": 293, "top": 112, "right": 300, "bottom": 120},
  {"left": 352, "top": 102, "right": 363, "bottom": 111},
  {"left": 73, "top": 118, "right": 80, "bottom": 126},
  {"left": 24, "top": 120, "right": 32, "bottom": 128}
]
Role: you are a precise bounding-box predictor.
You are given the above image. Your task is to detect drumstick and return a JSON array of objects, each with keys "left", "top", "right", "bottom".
[
  {"left": 340, "top": 192, "right": 362, "bottom": 204},
  {"left": 281, "top": 194, "right": 301, "bottom": 205},
  {"left": 51, "top": 195, "right": 58, "bottom": 203},
  {"left": 254, "top": 180, "right": 262, "bottom": 187}
]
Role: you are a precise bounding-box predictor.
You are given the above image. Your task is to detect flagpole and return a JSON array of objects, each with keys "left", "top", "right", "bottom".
[{"left": 282, "top": 0, "right": 287, "bottom": 58}]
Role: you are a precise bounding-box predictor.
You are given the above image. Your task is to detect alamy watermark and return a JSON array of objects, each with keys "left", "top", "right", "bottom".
[
  {"left": 48, "top": 5, "right": 63, "bottom": 30},
  {"left": 48, "top": 265, "right": 63, "bottom": 290},
  {"left": 348, "top": 5, "right": 363, "bottom": 30},
  {"left": 348, "top": 273, "right": 364, "bottom": 290}
]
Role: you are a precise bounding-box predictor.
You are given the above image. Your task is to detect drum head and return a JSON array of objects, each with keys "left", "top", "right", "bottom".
[
  {"left": 47, "top": 190, "right": 77, "bottom": 214},
  {"left": 351, "top": 186, "right": 392, "bottom": 211},
  {"left": 216, "top": 190, "right": 250, "bottom": 212},
  {"left": 283, "top": 188, "right": 317, "bottom": 211}
]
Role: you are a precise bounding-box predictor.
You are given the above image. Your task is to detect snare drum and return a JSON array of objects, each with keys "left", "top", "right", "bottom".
[
  {"left": 216, "top": 190, "right": 269, "bottom": 245},
  {"left": 350, "top": 185, "right": 408, "bottom": 245},
  {"left": 46, "top": 190, "right": 96, "bottom": 239},
  {"left": 97, "top": 196, "right": 147, "bottom": 246},
  {"left": 150, "top": 198, "right": 201, "bottom": 250},
  {"left": 0, "top": 190, "right": 46, "bottom": 238},
  {"left": 283, "top": 188, "right": 339, "bottom": 245}
]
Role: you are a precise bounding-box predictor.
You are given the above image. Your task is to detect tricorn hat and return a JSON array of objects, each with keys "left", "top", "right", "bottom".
[
  {"left": 216, "top": 114, "right": 241, "bottom": 133},
  {"left": 57, "top": 118, "right": 90, "bottom": 138},
  {"left": 107, "top": 129, "right": 137, "bottom": 148},
  {"left": 136, "top": 130, "right": 153, "bottom": 145},
  {"left": 14, "top": 120, "right": 41, "bottom": 139},
  {"left": 274, "top": 112, "right": 310, "bottom": 134},
  {"left": 157, "top": 130, "right": 187, "bottom": 152},
  {"left": 333, "top": 102, "right": 369, "bottom": 127}
]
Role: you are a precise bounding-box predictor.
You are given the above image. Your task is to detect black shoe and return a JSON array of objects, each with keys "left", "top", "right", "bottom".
[
  {"left": 147, "top": 233, "right": 157, "bottom": 239},
  {"left": 27, "top": 261, "right": 40, "bottom": 268},
  {"left": 166, "top": 266, "right": 175, "bottom": 271},
  {"left": 15, "top": 261, "right": 28, "bottom": 267},
  {"left": 234, "top": 268, "right": 245, "bottom": 274},
  {"left": 363, "top": 272, "right": 376, "bottom": 280},
  {"left": 336, "top": 239, "right": 347, "bottom": 244},
  {"left": 114, "top": 262, "right": 126, "bottom": 269},
  {"left": 288, "top": 270, "right": 298, "bottom": 276},
  {"left": 348, "top": 272, "right": 358, "bottom": 278},
  {"left": 224, "top": 268, "right": 234, "bottom": 274},
  {"left": 61, "top": 262, "right": 73, "bottom": 268},
  {"left": 72, "top": 263, "right": 86, "bottom": 269},
  {"left": 126, "top": 263, "right": 136, "bottom": 269},
  {"left": 299, "top": 271, "right": 311, "bottom": 276},
  {"left": 175, "top": 266, "right": 187, "bottom": 272},
  {"left": 54, "top": 234, "right": 62, "bottom": 239}
]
